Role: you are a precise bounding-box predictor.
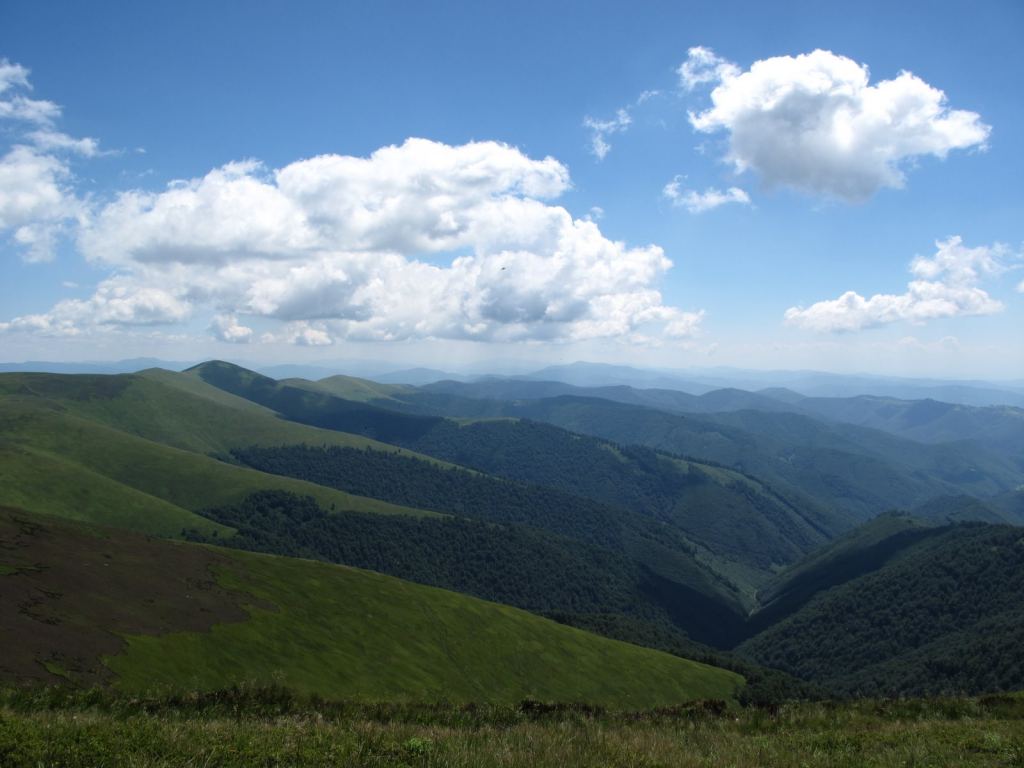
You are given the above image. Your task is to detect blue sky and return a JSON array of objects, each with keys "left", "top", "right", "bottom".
[{"left": 1, "top": 0, "right": 1021, "bottom": 377}]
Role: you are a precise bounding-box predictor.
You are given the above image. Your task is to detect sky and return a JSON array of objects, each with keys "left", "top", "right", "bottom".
[{"left": 1, "top": 0, "right": 1022, "bottom": 378}]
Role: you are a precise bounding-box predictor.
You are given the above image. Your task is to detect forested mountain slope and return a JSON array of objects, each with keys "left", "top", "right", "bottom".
[
  {"left": 421, "top": 378, "right": 1024, "bottom": 457},
  {"left": 191, "top": 489, "right": 749, "bottom": 647},
  {"left": 739, "top": 523, "right": 1024, "bottom": 695},
  {"left": 501, "top": 396, "right": 1021, "bottom": 519},
  {"left": 190, "top": 361, "right": 840, "bottom": 593},
  {"left": 276, "top": 369, "right": 1022, "bottom": 521}
]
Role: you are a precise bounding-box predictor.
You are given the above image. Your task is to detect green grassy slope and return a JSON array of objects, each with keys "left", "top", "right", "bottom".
[
  {"left": 0, "top": 442, "right": 229, "bottom": 538},
  {"left": 187, "top": 361, "right": 444, "bottom": 444},
  {"left": 113, "top": 548, "right": 742, "bottom": 705},
  {"left": 0, "top": 507, "right": 742, "bottom": 706},
  {"left": 1, "top": 370, "right": 446, "bottom": 465},
  {"left": 286, "top": 374, "right": 415, "bottom": 403},
  {"left": 0, "top": 396, "right": 435, "bottom": 536}
]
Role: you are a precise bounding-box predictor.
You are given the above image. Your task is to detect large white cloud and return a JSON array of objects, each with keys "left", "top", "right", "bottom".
[
  {"left": 784, "top": 237, "right": 1007, "bottom": 332},
  {"left": 0, "top": 59, "right": 94, "bottom": 261},
  {"left": 8, "top": 138, "right": 702, "bottom": 344},
  {"left": 684, "top": 48, "right": 990, "bottom": 200}
]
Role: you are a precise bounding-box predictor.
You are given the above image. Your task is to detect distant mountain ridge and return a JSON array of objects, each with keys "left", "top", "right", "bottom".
[{"left": 4, "top": 357, "right": 1023, "bottom": 406}]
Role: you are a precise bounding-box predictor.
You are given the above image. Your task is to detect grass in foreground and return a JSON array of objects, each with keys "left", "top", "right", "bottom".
[{"left": 1, "top": 687, "right": 1023, "bottom": 767}]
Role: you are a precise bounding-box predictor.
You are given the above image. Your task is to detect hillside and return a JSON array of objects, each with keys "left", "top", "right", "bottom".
[
  {"left": 423, "top": 378, "right": 1024, "bottom": 458},
  {"left": 789, "top": 395, "right": 1024, "bottom": 454},
  {"left": 0, "top": 376, "right": 436, "bottom": 536},
  {"left": 500, "top": 396, "right": 1021, "bottom": 519},
  {"left": 0, "top": 507, "right": 742, "bottom": 706},
  {"left": 747, "top": 513, "right": 941, "bottom": 634},
  {"left": 1, "top": 370, "right": 444, "bottom": 463},
  {"left": 186, "top": 361, "right": 444, "bottom": 444},
  {"left": 422, "top": 378, "right": 795, "bottom": 415},
  {"left": 738, "top": 523, "right": 1024, "bottom": 695},
  {"left": 284, "top": 374, "right": 416, "bottom": 403},
  {"left": 189, "top": 489, "right": 752, "bottom": 647},
  {"left": 190, "top": 361, "right": 839, "bottom": 594}
]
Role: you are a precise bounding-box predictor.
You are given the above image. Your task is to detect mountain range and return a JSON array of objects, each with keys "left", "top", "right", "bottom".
[{"left": 1, "top": 359, "right": 1022, "bottom": 701}]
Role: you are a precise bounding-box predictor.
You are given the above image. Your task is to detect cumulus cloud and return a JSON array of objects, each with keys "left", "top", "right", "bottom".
[
  {"left": 0, "top": 145, "right": 85, "bottom": 261},
  {"left": 210, "top": 314, "right": 254, "bottom": 344},
  {"left": 0, "top": 59, "right": 95, "bottom": 261},
  {"left": 0, "top": 275, "right": 189, "bottom": 336},
  {"left": 684, "top": 48, "right": 990, "bottom": 200},
  {"left": 663, "top": 177, "right": 750, "bottom": 213},
  {"left": 785, "top": 237, "right": 1008, "bottom": 332},
  {"left": 260, "top": 322, "right": 334, "bottom": 346},
  {"left": 583, "top": 109, "right": 632, "bottom": 160},
  {"left": 6, "top": 138, "right": 703, "bottom": 344}
]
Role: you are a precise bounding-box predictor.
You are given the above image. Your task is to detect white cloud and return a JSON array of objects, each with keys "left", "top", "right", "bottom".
[
  {"left": 26, "top": 129, "right": 101, "bottom": 157},
  {"left": 0, "top": 58, "right": 60, "bottom": 125},
  {"left": 0, "top": 60, "right": 30, "bottom": 93},
  {"left": 0, "top": 59, "right": 95, "bottom": 261},
  {"left": 685, "top": 48, "right": 990, "bottom": 200},
  {"left": 260, "top": 321, "right": 333, "bottom": 346},
  {"left": 581, "top": 88, "right": 667, "bottom": 161},
  {"left": 678, "top": 46, "right": 739, "bottom": 91},
  {"left": 1018, "top": 279, "right": 1024, "bottom": 293},
  {"left": 0, "top": 275, "right": 190, "bottom": 336},
  {"left": 6, "top": 138, "right": 703, "bottom": 345},
  {"left": 583, "top": 109, "right": 632, "bottom": 160},
  {"left": 662, "top": 177, "right": 750, "bottom": 213},
  {"left": 0, "top": 145, "right": 84, "bottom": 262},
  {"left": 785, "top": 237, "right": 1008, "bottom": 332},
  {"left": 210, "top": 314, "right": 254, "bottom": 344}
]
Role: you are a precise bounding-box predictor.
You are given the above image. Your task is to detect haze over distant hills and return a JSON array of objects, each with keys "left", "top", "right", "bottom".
[{"left": 2, "top": 358, "right": 1023, "bottom": 407}]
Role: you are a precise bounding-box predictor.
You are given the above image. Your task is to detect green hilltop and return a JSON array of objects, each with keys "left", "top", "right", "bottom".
[{"left": 0, "top": 372, "right": 441, "bottom": 536}]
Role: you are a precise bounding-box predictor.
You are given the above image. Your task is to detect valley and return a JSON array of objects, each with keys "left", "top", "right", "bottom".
[{"left": 2, "top": 361, "right": 1022, "bottom": 708}]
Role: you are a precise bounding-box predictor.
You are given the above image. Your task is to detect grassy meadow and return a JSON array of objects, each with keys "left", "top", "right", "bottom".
[{"left": 1, "top": 687, "right": 1023, "bottom": 767}]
